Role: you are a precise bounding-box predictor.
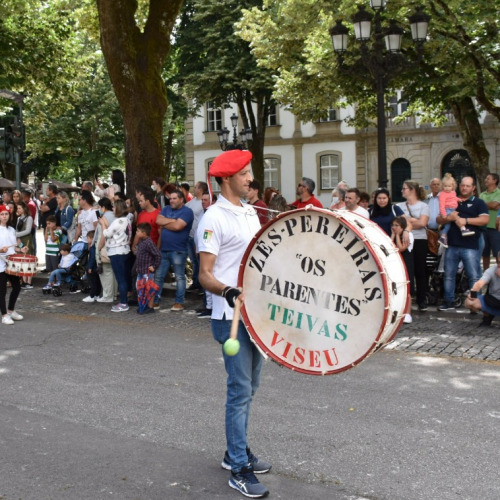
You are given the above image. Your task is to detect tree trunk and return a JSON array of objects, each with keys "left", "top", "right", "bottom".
[
  {"left": 96, "top": 0, "right": 183, "bottom": 193},
  {"left": 450, "top": 97, "right": 490, "bottom": 191},
  {"left": 236, "top": 90, "right": 271, "bottom": 188}
]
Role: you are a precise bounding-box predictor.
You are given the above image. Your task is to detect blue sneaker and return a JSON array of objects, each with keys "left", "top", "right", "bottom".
[
  {"left": 228, "top": 466, "right": 269, "bottom": 498},
  {"left": 222, "top": 448, "right": 271, "bottom": 474}
]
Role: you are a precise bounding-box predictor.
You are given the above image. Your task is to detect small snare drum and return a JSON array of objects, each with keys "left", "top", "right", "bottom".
[{"left": 6, "top": 254, "right": 38, "bottom": 277}]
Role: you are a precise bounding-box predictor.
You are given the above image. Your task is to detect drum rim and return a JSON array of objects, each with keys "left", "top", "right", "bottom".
[
  {"left": 238, "top": 207, "right": 405, "bottom": 376},
  {"left": 7, "top": 255, "right": 38, "bottom": 261}
]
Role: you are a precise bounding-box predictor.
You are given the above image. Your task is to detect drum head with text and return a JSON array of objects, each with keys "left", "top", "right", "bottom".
[{"left": 239, "top": 208, "right": 408, "bottom": 375}]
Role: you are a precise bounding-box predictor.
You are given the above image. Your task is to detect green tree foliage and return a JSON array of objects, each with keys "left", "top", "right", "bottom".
[
  {"left": 0, "top": 0, "right": 126, "bottom": 183},
  {"left": 240, "top": 0, "right": 500, "bottom": 183},
  {"left": 174, "top": 0, "right": 277, "bottom": 186}
]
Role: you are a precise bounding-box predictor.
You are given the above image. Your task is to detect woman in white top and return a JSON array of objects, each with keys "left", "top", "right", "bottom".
[
  {"left": 100, "top": 199, "right": 132, "bottom": 312},
  {"left": 95, "top": 197, "right": 117, "bottom": 303},
  {"left": 398, "top": 180, "right": 430, "bottom": 312},
  {"left": 0, "top": 204, "right": 26, "bottom": 324}
]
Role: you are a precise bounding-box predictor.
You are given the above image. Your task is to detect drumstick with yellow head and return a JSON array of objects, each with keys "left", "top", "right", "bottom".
[{"left": 223, "top": 296, "right": 242, "bottom": 356}]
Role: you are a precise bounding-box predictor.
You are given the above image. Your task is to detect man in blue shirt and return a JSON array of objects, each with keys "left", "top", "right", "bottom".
[
  {"left": 154, "top": 189, "right": 194, "bottom": 311},
  {"left": 437, "top": 176, "right": 489, "bottom": 311}
]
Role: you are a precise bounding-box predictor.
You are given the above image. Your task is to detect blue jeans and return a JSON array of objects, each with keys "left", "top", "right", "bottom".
[
  {"left": 154, "top": 250, "right": 188, "bottom": 304},
  {"left": 443, "top": 246, "right": 480, "bottom": 305},
  {"left": 49, "top": 268, "right": 71, "bottom": 284},
  {"left": 187, "top": 236, "right": 199, "bottom": 288},
  {"left": 109, "top": 253, "right": 132, "bottom": 304},
  {"left": 441, "top": 208, "right": 454, "bottom": 236},
  {"left": 212, "top": 318, "right": 263, "bottom": 473}
]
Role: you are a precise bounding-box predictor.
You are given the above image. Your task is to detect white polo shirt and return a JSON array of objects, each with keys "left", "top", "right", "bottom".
[{"left": 197, "top": 194, "right": 261, "bottom": 320}]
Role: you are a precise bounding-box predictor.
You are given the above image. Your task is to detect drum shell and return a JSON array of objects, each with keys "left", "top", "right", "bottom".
[
  {"left": 239, "top": 207, "right": 409, "bottom": 376},
  {"left": 6, "top": 255, "right": 38, "bottom": 277}
]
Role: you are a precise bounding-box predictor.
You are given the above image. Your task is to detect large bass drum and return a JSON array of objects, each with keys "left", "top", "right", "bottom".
[{"left": 239, "top": 207, "right": 409, "bottom": 376}]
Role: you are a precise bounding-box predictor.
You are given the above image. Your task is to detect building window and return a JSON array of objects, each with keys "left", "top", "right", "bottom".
[
  {"left": 206, "top": 101, "right": 222, "bottom": 132},
  {"left": 319, "top": 153, "right": 340, "bottom": 190},
  {"left": 267, "top": 104, "right": 278, "bottom": 126},
  {"left": 388, "top": 92, "right": 408, "bottom": 117},
  {"left": 264, "top": 157, "right": 280, "bottom": 190},
  {"left": 319, "top": 108, "right": 339, "bottom": 122}
]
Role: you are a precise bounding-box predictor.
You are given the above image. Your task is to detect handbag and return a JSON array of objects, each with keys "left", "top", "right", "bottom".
[
  {"left": 426, "top": 228, "right": 439, "bottom": 255},
  {"left": 99, "top": 246, "right": 110, "bottom": 264}
]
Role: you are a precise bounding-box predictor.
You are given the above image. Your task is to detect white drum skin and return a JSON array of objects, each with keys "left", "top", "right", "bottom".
[{"left": 239, "top": 207, "right": 409, "bottom": 376}]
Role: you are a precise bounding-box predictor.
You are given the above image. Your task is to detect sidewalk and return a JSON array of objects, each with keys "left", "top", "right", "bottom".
[
  {"left": 28, "top": 229, "right": 500, "bottom": 362},
  {"left": 13, "top": 265, "right": 500, "bottom": 365},
  {"left": 387, "top": 303, "right": 500, "bottom": 361}
]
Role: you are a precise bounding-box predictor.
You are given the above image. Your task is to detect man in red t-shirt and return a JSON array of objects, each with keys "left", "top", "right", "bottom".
[
  {"left": 22, "top": 189, "right": 37, "bottom": 220},
  {"left": 181, "top": 182, "right": 194, "bottom": 202},
  {"left": 246, "top": 180, "right": 268, "bottom": 225},
  {"left": 133, "top": 189, "right": 160, "bottom": 250},
  {"left": 292, "top": 177, "right": 323, "bottom": 209}
]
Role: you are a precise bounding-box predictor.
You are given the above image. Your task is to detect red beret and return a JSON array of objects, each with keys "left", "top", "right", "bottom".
[
  {"left": 0, "top": 205, "right": 10, "bottom": 213},
  {"left": 208, "top": 150, "right": 252, "bottom": 177}
]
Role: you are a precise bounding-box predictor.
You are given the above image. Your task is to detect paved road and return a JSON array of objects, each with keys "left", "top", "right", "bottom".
[{"left": 1, "top": 280, "right": 499, "bottom": 500}]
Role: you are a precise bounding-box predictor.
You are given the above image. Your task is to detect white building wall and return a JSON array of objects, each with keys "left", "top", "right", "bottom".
[
  {"left": 193, "top": 109, "right": 206, "bottom": 146},
  {"left": 263, "top": 145, "right": 296, "bottom": 201},
  {"left": 301, "top": 141, "right": 357, "bottom": 208},
  {"left": 193, "top": 149, "right": 220, "bottom": 182},
  {"left": 279, "top": 109, "right": 296, "bottom": 139}
]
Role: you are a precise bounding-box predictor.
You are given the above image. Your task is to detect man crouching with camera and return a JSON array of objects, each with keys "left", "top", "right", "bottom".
[{"left": 465, "top": 251, "right": 500, "bottom": 327}]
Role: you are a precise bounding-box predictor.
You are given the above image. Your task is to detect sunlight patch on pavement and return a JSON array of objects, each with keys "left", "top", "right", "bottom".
[{"left": 410, "top": 356, "right": 451, "bottom": 366}]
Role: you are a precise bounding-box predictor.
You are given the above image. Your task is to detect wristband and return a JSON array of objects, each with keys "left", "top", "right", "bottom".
[{"left": 222, "top": 286, "right": 241, "bottom": 308}]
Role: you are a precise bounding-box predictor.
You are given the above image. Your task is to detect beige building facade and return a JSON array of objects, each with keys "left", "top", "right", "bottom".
[{"left": 185, "top": 102, "right": 500, "bottom": 206}]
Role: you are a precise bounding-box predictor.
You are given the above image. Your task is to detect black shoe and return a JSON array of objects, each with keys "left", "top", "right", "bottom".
[
  {"left": 479, "top": 314, "right": 493, "bottom": 327},
  {"left": 197, "top": 309, "right": 212, "bottom": 319},
  {"left": 228, "top": 466, "right": 269, "bottom": 498},
  {"left": 222, "top": 448, "right": 271, "bottom": 474},
  {"left": 438, "top": 303, "right": 454, "bottom": 311},
  {"left": 418, "top": 303, "right": 428, "bottom": 312},
  {"left": 187, "top": 284, "right": 201, "bottom": 292}
]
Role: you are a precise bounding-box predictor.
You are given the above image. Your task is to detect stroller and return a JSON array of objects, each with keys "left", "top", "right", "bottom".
[
  {"left": 42, "top": 241, "right": 90, "bottom": 297},
  {"left": 425, "top": 247, "right": 468, "bottom": 307}
]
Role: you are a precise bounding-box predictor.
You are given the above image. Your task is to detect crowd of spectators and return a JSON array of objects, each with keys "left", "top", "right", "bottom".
[{"left": 0, "top": 171, "right": 498, "bottom": 327}]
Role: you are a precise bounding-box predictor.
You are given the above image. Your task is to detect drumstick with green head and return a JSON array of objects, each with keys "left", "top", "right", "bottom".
[{"left": 223, "top": 297, "right": 242, "bottom": 356}]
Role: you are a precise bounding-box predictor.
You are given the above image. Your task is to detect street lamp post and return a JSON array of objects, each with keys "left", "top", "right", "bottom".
[
  {"left": 329, "top": 1, "right": 430, "bottom": 188},
  {"left": 217, "top": 112, "right": 252, "bottom": 151},
  {"left": 0, "top": 89, "right": 25, "bottom": 190}
]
